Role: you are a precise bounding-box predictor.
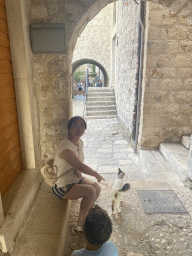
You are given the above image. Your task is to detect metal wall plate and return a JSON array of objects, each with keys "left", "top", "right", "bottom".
[{"left": 30, "top": 23, "right": 65, "bottom": 54}]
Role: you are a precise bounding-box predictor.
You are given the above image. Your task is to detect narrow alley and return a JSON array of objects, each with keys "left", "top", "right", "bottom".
[{"left": 63, "top": 95, "right": 192, "bottom": 256}]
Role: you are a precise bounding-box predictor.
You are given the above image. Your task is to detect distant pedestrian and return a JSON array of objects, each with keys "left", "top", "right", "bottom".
[
  {"left": 78, "top": 81, "right": 82, "bottom": 95},
  {"left": 96, "top": 79, "right": 102, "bottom": 87},
  {"left": 74, "top": 82, "right": 78, "bottom": 95},
  {"left": 82, "top": 81, "right": 85, "bottom": 96}
]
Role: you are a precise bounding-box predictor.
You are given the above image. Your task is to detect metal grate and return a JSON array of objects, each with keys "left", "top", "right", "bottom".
[{"left": 137, "top": 190, "right": 189, "bottom": 215}]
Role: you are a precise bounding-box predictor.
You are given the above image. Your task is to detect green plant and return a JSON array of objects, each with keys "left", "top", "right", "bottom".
[
  {"left": 73, "top": 67, "right": 86, "bottom": 83},
  {"left": 89, "top": 64, "right": 97, "bottom": 77}
]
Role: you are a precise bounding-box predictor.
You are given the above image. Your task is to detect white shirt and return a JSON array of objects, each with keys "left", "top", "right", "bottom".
[{"left": 54, "top": 137, "right": 84, "bottom": 187}]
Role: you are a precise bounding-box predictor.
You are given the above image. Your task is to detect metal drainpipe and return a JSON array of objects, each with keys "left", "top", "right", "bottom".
[
  {"left": 134, "top": 0, "right": 145, "bottom": 153},
  {"left": 83, "top": 68, "right": 89, "bottom": 116}
]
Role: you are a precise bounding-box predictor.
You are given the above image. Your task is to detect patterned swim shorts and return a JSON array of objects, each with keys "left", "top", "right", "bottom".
[{"left": 52, "top": 177, "right": 85, "bottom": 199}]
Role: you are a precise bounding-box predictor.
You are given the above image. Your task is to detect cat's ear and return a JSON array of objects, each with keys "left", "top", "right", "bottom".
[{"left": 118, "top": 168, "right": 122, "bottom": 174}]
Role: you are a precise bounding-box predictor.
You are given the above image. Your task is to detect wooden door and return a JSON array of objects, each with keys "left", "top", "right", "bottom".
[{"left": 0, "top": 0, "right": 23, "bottom": 196}]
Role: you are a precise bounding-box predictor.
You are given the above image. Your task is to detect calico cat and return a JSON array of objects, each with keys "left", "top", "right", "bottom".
[{"left": 111, "top": 168, "right": 130, "bottom": 215}]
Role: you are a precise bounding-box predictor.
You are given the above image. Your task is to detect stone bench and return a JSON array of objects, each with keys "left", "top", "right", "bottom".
[{"left": 0, "top": 169, "right": 71, "bottom": 255}]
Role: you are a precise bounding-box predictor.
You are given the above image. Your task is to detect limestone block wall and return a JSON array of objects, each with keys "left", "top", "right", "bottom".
[
  {"left": 114, "top": 0, "right": 139, "bottom": 139},
  {"left": 139, "top": 2, "right": 192, "bottom": 149},
  {"left": 72, "top": 4, "right": 113, "bottom": 86}
]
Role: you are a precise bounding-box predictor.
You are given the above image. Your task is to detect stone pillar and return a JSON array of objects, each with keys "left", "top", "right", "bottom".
[{"left": 33, "top": 54, "right": 72, "bottom": 160}]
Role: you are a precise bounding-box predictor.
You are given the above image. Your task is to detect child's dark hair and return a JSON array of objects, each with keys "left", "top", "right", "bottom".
[
  {"left": 84, "top": 205, "right": 112, "bottom": 246},
  {"left": 67, "top": 116, "right": 87, "bottom": 131}
]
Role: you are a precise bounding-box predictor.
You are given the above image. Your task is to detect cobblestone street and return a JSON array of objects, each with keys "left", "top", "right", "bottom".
[{"left": 64, "top": 95, "right": 192, "bottom": 256}]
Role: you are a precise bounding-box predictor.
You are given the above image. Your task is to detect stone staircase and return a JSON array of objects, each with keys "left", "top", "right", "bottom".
[
  {"left": 159, "top": 135, "right": 192, "bottom": 185},
  {"left": 84, "top": 87, "right": 117, "bottom": 119},
  {"left": 140, "top": 134, "right": 192, "bottom": 188}
]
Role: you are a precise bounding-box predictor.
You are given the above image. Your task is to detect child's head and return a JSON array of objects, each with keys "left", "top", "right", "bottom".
[
  {"left": 67, "top": 116, "right": 87, "bottom": 135},
  {"left": 84, "top": 205, "right": 112, "bottom": 246}
]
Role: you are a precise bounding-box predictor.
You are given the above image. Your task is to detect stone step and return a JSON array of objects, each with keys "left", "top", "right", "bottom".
[
  {"left": 182, "top": 135, "right": 191, "bottom": 149},
  {"left": 87, "top": 91, "right": 115, "bottom": 97},
  {"left": 139, "top": 149, "right": 181, "bottom": 183},
  {"left": 87, "top": 87, "right": 114, "bottom": 92},
  {"left": 86, "top": 109, "right": 117, "bottom": 116},
  {"left": 87, "top": 96, "right": 115, "bottom": 102},
  {"left": 159, "top": 142, "right": 189, "bottom": 181},
  {"left": 85, "top": 115, "right": 117, "bottom": 119},
  {"left": 86, "top": 100, "right": 115, "bottom": 106},
  {"left": 86, "top": 105, "right": 116, "bottom": 111},
  {"left": 85, "top": 87, "right": 117, "bottom": 118}
]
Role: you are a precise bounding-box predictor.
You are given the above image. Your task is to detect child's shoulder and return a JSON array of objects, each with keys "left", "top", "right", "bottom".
[
  {"left": 71, "top": 248, "right": 85, "bottom": 256},
  {"left": 103, "top": 241, "right": 118, "bottom": 255}
]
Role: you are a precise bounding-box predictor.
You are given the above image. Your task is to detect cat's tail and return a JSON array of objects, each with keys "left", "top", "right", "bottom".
[{"left": 120, "top": 183, "right": 130, "bottom": 192}]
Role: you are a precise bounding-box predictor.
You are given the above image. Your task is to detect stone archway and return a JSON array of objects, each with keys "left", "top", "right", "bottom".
[{"left": 72, "top": 59, "right": 109, "bottom": 87}]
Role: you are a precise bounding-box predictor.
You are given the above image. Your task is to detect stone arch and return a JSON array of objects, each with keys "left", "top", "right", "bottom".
[
  {"left": 72, "top": 59, "right": 109, "bottom": 87},
  {"left": 69, "top": 0, "right": 115, "bottom": 53}
]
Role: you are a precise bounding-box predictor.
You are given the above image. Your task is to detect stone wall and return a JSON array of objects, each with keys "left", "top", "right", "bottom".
[
  {"left": 114, "top": 0, "right": 139, "bottom": 140},
  {"left": 72, "top": 4, "right": 113, "bottom": 87},
  {"left": 139, "top": 2, "right": 192, "bottom": 149}
]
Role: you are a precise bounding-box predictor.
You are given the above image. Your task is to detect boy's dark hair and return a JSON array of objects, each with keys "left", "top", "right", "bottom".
[
  {"left": 84, "top": 205, "right": 112, "bottom": 246},
  {"left": 67, "top": 116, "right": 87, "bottom": 131}
]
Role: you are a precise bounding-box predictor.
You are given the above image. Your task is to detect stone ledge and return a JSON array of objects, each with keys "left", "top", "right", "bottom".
[
  {"left": 159, "top": 142, "right": 189, "bottom": 181},
  {"left": 182, "top": 135, "right": 191, "bottom": 149},
  {"left": 9, "top": 183, "right": 72, "bottom": 256},
  {"left": 0, "top": 171, "right": 72, "bottom": 256},
  {"left": 0, "top": 169, "right": 42, "bottom": 253}
]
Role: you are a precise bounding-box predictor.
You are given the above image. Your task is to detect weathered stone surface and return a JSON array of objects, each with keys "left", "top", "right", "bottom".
[
  {"left": 30, "top": 5, "right": 48, "bottom": 20},
  {"left": 143, "top": 91, "right": 174, "bottom": 104},
  {"left": 177, "top": 68, "right": 192, "bottom": 78},
  {"left": 143, "top": 103, "right": 180, "bottom": 115},
  {"left": 183, "top": 79, "right": 192, "bottom": 90},
  {"left": 146, "top": 68, "right": 177, "bottom": 78},
  {"left": 140, "top": 1, "right": 192, "bottom": 148},
  {"left": 180, "top": 41, "right": 192, "bottom": 53},
  {"left": 180, "top": 104, "right": 192, "bottom": 115},
  {"left": 148, "top": 8, "right": 177, "bottom": 26},
  {"left": 147, "top": 41, "right": 178, "bottom": 55},
  {"left": 175, "top": 91, "right": 192, "bottom": 104},
  {"left": 169, "top": 26, "right": 190, "bottom": 40},
  {"left": 173, "top": 54, "right": 192, "bottom": 67},
  {"left": 146, "top": 55, "right": 172, "bottom": 68}
]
